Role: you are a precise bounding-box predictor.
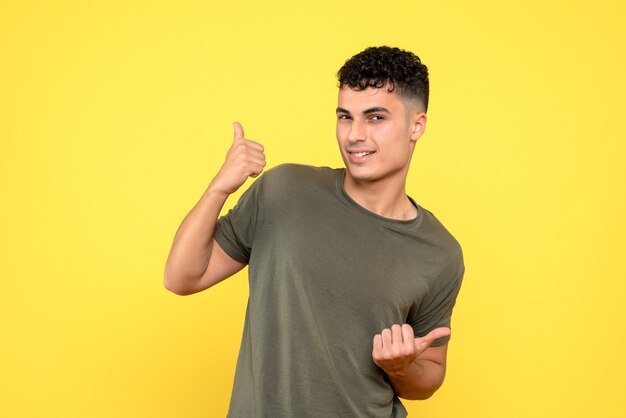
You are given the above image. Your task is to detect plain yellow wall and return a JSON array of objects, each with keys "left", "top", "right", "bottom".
[{"left": 1, "top": 1, "right": 625, "bottom": 417}]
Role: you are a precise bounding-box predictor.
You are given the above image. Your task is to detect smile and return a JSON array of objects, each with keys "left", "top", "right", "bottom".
[
  {"left": 351, "top": 151, "right": 373, "bottom": 157},
  {"left": 349, "top": 151, "right": 375, "bottom": 157},
  {"left": 347, "top": 150, "right": 376, "bottom": 163}
]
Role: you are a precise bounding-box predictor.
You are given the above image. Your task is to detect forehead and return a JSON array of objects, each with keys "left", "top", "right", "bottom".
[{"left": 337, "top": 86, "right": 407, "bottom": 113}]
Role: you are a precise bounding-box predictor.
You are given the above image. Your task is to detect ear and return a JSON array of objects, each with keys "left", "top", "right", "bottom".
[{"left": 410, "top": 111, "right": 427, "bottom": 142}]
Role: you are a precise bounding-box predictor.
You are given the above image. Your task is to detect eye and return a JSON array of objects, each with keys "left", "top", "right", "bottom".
[
  {"left": 337, "top": 114, "right": 351, "bottom": 120},
  {"left": 370, "top": 115, "right": 384, "bottom": 121}
]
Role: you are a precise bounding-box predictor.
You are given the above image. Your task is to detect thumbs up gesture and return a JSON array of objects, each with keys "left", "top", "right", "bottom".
[{"left": 210, "top": 122, "right": 267, "bottom": 196}]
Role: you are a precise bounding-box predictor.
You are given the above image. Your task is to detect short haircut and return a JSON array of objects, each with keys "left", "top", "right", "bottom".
[{"left": 337, "top": 46, "right": 430, "bottom": 111}]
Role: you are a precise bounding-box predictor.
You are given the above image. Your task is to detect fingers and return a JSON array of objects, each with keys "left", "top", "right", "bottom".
[
  {"left": 379, "top": 324, "right": 413, "bottom": 345},
  {"left": 390, "top": 325, "right": 405, "bottom": 356},
  {"left": 233, "top": 121, "right": 245, "bottom": 142},
  {"left": 414, "top": 327, "right": 451, "bottom": 351},
  {"left": 374, "top": 324, "right": 448, "bottom": 355},
  {"left": 381, "top": 327, "right": 392, "bottom": 349},
  {"left": 373, "top": 324, "right": 415, "bottom": 358},
  {"left": 422, "top": 327, "right": 451, "bottom": 344},
  {"left": 373, "top": 333, "right": 383, "bottom": 352},
  {"left": 401, "top": 324, "right": 414, "bottom": 345},
  {"left": 233, "top": 121, "right": 264, "bottom": 151},
  {"left": 372, "top": 324, "right": 450, "bottom": 374},
  {"left": 372, "top": 324, "right": 417, "bottom": 373},
  {"left": 211, "top": 122, "right": 266, "bottom": 195},
  {"left": 233, "top": 143, "right": 266, "bottom": 178}
]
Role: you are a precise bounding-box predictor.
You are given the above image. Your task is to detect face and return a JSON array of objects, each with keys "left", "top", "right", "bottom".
[{"left": 336, "top": 86, "right": 426, "bottom": 186}]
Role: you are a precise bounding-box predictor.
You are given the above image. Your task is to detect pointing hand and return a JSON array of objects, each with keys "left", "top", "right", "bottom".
[{"left": 372, "top": 324, "right": 450, "bottom": 375}]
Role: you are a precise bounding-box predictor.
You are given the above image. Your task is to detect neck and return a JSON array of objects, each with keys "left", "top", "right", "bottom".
[{"left": 343, "top": 173, "right": 418, "bottom": 221}]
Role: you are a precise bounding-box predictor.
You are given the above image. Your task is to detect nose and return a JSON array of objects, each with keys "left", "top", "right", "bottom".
[{"left": 347, "top": 120, "right": 366, "bottom": 143}]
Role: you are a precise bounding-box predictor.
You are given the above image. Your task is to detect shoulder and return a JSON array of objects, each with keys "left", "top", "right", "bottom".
[
  {"left": 258, "top": 163, "right": 339, "bottom": 189},
  {"left": 416, "top": 206, "right": 464, "bottom": 270},
  {"left": 262, "top": 163, "right": 336, "bottom": 179},
  {"left": 248, "top": 164, "right": 341, "bottom": 219}
]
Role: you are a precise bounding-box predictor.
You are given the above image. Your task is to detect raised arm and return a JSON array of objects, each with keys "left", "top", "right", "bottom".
[{"left": 164, "top": 122, "right": 266, "bottom": 295}]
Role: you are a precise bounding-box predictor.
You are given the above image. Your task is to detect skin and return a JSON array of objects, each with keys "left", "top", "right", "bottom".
[
  {"left": 336, "top": 86, "right": 426, "bottom": 220},
  {"left": 163, "top": 122, "right": 263, "bottom": 295},
  {"left": 336, "top": 86, "right": 450, "bottom": 399},
  {"left": 164, "top": 86, "right": 450, "bottom": 400}
]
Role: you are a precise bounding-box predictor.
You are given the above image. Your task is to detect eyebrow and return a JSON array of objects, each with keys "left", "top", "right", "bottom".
[{"left": 336, "top": 106, "right": 392, "bottom": 115}]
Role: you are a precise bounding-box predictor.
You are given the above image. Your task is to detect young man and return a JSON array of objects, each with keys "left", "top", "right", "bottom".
[{"left": 164, "top": 46, "right": 464, "bottom": 417}]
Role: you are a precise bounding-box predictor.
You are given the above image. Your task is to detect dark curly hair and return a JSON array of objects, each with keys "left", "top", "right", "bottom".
[{"left": 337, "top": 46, "right": 429, "bottom": 111}]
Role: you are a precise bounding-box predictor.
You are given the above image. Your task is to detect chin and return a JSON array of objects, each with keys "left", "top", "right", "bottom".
[{"left": 345, "top": 167, "right": 378, "bottom": 182}]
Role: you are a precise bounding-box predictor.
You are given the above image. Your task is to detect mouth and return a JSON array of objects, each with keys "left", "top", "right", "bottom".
[
  {"left": 349, "top": 151, "right": 375, "bottom": 157},
  {"left": 347, "top": 150, "right": 376, "bottom": 163}
]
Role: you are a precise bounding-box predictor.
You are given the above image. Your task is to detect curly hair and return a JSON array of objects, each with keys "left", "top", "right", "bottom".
[{"left": 337, "top": 46, "right": 429, "bottom": 111}]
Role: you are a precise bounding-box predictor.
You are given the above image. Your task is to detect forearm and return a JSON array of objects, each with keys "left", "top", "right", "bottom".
[
  {"left": 386, "top": 357, "right": 446, "bottom": 400},
  {"left": 164, "top": 122, "right": 265, "bottom": 294},
  {"left": 164, "top": 185, "right": 229, "bottom": 292}
]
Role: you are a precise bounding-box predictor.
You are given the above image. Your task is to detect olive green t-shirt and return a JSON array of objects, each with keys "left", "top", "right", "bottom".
[{"left": 214, "top": 164, "right": 464, "bottom": 417}]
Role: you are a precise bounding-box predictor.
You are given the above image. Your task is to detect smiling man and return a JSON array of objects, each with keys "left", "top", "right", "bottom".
[{"left": 164, "top": 46, "right": 464, "bottom": 417}]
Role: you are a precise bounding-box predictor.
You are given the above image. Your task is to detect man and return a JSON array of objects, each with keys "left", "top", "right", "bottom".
[{"left": 164, "top": 46, "right": 464, "bottom": 417}]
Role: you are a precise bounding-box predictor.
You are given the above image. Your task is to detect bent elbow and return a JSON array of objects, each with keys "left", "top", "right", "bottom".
[
  {"left": 411, "top": 390, "right": 436, "bottom": 401},
  {"left": 399, "top": 388, "right": 438, "bottom": 401},
  {"left": 163, "top": 272, "right": 196, "bottom": 296},
  {"left": 398, "top": 375, "right": 445, "bottom": 401}
]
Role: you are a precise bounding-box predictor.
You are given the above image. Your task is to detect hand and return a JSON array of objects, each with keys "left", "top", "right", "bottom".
[
  {"left": 372, "top": 324, "right": 450, "bottom": 376},
  {"left": 209, "top": 121, "right": 266, "bottom": 195}
]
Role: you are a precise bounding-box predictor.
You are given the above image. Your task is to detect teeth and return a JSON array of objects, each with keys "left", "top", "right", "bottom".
[{"left": 352, "top": 152, "right": 371, "bottom": 157}]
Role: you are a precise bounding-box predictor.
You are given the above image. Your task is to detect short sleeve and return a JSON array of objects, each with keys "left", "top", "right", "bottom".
[
  {"left": 409, "top": 251, "right": 465, "bottom": 347},
  {"left": 214, "top": 176, "right": 264, "bottom": 264}
]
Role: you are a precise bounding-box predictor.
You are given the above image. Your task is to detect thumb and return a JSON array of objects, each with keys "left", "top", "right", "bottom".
[
  {"left": 233, "top": 121, "right": 245, "bottom": 142},
  {"left": 414, "top": 327, "right": 451, "bottom": 351}
]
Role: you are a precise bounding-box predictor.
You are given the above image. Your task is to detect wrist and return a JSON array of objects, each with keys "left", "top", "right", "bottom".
[
  {"left": 385, "top": 360, "right": 422, "bottom": 380},
  {"left": 202, "top": 184, "right": 231, "bottom": 206},
  {"left": 206, "top": 178, "right": 233, "bottom": 198}
]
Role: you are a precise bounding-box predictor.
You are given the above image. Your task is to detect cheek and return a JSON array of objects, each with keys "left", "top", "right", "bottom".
[
  {"left": 336, "top": 123, "right": 352, "bottom": 144},
  {"left": 371, "top": 124, "right": 398, "bottom": 147}
]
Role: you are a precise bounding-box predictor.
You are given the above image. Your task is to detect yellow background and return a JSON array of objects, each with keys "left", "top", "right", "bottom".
[{"left": 1, "top": 0, "right": 625, "bottom": 417}]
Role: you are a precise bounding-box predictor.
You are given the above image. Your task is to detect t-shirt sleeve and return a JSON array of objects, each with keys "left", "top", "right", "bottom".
[
  {"left": 213, "top": 176, "right": 263, "bottom": 264},
  {"left": 409, "top": 249, "right": 465, "bottom": 347}
]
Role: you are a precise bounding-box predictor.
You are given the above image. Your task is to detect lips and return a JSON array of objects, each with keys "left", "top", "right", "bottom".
[
  {"left": 347, "top": 149, "right": 376, "bottom": 162},
  {"left": 350, "top": 151, "right": 374, "bottom": 157}
]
